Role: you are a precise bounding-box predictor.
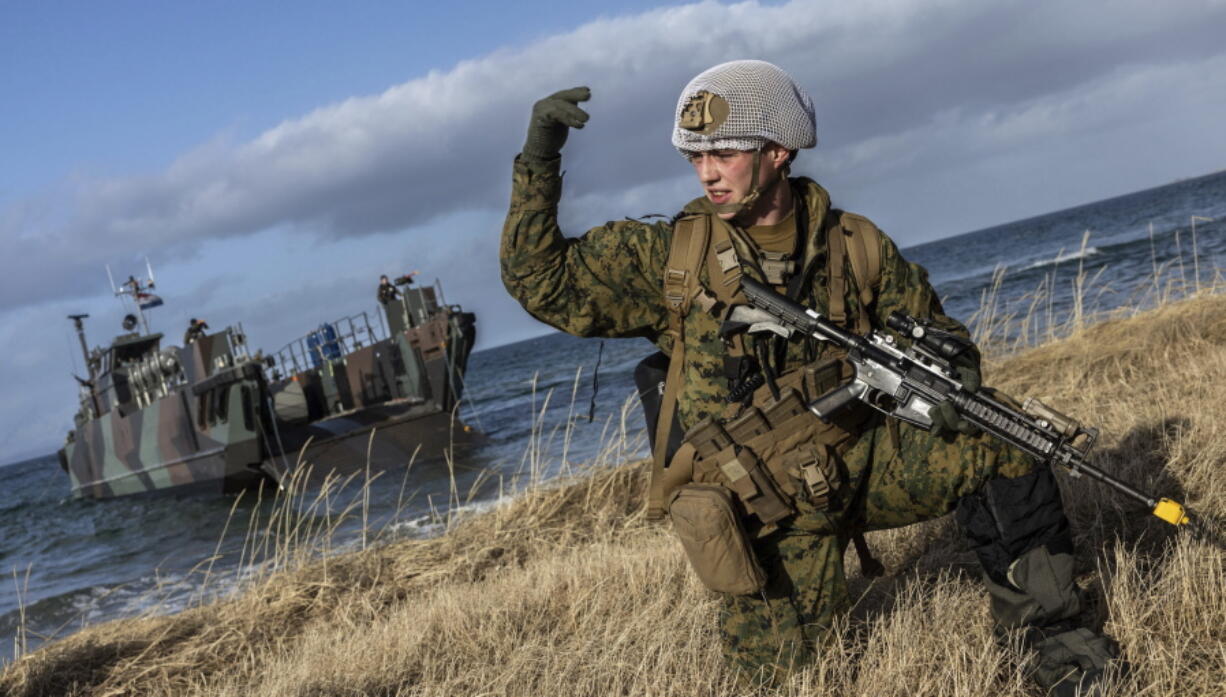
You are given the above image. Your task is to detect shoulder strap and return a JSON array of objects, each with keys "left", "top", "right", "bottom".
[
  {"left": 826, "top": 210, "right": 883, "bottom": 335},
  {"left": 840, "top": 211, "right": 882, "bottom": 297},
  {"left": 825, "top": 212, "right": 850, "bottom": 328},
  {"left": 648, "top": 213, "right": 711, "bottom": 520}
]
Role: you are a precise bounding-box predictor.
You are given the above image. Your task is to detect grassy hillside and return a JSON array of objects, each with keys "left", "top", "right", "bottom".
[{"left": 4, "top": 292, "right": 1226, "bottom": 696}]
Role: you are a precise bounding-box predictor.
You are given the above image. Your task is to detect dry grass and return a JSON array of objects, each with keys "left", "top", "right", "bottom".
[{"left": 4, "top": 289, "right": 1226, "bottom": 696}]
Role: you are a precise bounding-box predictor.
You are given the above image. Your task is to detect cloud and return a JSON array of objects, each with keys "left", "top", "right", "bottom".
[
  {"left": 7, "top": 0, "right": 1226, "bottom": 313},
  {"left": 819, "top": 50, "right": 1226, "bottom": 238},
  {"left": 6, "top": 0, "right": 1226, "bottom": 459}
]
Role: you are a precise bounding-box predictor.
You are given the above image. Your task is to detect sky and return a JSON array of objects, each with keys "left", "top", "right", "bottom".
[{"left": 2, "top": 0, "right": 1225, "bottom": 463}]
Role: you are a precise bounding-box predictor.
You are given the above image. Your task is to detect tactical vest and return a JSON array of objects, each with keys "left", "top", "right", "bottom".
[{"left": 646, "top": 200, "right": 883, "bottom": 527}]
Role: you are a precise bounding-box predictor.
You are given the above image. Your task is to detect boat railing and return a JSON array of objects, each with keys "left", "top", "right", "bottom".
[{"left": 274, "top": 311, "right": 384, "bottom": 376}]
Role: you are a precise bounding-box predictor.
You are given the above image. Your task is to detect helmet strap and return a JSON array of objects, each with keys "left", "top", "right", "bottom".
[{"left": 710, "top": 146, "right": 784, "bottom": 223}]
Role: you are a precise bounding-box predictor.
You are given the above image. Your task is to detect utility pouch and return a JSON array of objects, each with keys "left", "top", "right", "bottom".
[
  {"left": 687, "top": 417, "right": 733, "bottom": 461},
  {"left": 675, "top": 356, "right": 873, "bottom": 536},
  {"left": 726, "top": 406, "right": 770, "bottom": 442},
  {"left": 710, "top": 444, "right": 793, "bottom": 525},
  {"left": 669, "top": 484, "right": 766, "bottom": 595}
]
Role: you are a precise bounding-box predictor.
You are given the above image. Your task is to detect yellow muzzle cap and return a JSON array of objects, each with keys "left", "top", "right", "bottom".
[{"left": 1153, "top": 498, "right": 1190, "bottom": 526}]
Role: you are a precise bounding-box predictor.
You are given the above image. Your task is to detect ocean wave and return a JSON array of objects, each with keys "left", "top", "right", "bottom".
[
  {"left": 3, "top": 570, "right": 202, "bottom": 652},
  {"left": 1025, "top": 246, "right": 1101, "bottom": 270}
]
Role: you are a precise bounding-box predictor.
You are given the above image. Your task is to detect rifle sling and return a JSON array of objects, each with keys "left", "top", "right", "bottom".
[{"left": 648, "top": 213, "right": 711, "bottom": 520}]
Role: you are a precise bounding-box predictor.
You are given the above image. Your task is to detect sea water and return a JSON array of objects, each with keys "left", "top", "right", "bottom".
[{"left": 2, "top": 169, "right": 1223, "bottom": 661}]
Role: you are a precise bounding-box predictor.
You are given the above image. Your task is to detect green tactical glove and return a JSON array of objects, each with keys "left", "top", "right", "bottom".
[
  {"left": 522, "top": 87, "right": 591, "bottom": 161},
  {"left": 951, "top": 350, "right": 981, "bottom": 393},
  {"left": 929, "top": 352, "right": 982, "bottom": 437}
]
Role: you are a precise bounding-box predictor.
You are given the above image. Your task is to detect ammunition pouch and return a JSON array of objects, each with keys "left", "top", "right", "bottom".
[{"left": 675, "top": 358, "right": 871, "bottom": 532}]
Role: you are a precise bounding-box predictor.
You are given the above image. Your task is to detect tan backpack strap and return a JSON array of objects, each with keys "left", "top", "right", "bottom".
[
  {"left": 648, "top": 214, "right": 711, "bottom": 521},
  {"left": 705, "top": 220, "right": 751, "bottom": 358},
  {"left": 825, "top": 215, "right": 850, "bottom": 326},
  {"left": 706, "top": 221, "right": 744, "bottom": 298},
  {"left": 828, "top": 211, "right": 884, "bottom": 334},
  {"left": 839, "top": 212, "right": 882, "bottom": 334}
]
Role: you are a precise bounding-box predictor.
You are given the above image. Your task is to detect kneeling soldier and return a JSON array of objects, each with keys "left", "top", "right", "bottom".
[{"left": 501, "top": 60, "right": 1118, "bottom": 695}]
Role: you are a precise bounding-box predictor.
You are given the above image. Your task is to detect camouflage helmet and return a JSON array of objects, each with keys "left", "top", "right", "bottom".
[{"left": 671, "top": 60, "right": 816, "bottom": 155}]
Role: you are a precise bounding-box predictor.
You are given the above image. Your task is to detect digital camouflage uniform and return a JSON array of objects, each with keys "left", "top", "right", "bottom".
[{"left": 501, "top": 155, "right": 1045, "bottom": 683}]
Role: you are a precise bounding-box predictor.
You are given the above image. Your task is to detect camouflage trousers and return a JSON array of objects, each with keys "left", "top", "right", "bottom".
[{"left": 719, "top": 418, "right": 1036, "bottom": 687}]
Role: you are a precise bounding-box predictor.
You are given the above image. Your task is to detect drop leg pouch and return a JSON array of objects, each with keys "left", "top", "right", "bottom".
[{"left": 669, "top": 484, "right": 766, "bottom": 595}]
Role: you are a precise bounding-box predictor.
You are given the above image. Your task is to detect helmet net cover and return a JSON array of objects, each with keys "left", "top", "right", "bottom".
[{"left": 671, "top": 60, "right": 816, "bottom": 157}]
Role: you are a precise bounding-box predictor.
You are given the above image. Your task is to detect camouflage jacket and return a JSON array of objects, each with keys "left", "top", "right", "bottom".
[{"left": 501, "top": 155, "right": 975, "bottom": 431}]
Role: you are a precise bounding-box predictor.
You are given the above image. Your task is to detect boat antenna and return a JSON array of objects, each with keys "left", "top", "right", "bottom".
[
  {"left": 67, "top": 314, "right": 93, "bottom": 379},
  {"left": 106, "top": 260, "right": 160, "bottom": 334}
]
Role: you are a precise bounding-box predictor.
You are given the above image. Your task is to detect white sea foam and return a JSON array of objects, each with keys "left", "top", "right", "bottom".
[
  {"left": 383, "top": 494, "right": 513, "bottom": 539},
  {"left": 62, "top": 569, "right": 205, "bottom": 628},
  {"left": 1025, "top": 246, "right": 1100, "bottom": 269}
]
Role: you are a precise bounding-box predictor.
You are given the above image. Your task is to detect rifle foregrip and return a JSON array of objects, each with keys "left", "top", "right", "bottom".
[{"left": 809, "top": 383, "right": 860, "bottom": 423}]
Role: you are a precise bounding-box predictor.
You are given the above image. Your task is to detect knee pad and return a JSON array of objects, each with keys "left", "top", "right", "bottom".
[
  {"left": 981, "top": 546, "right": 1082, "bottom": 628},
  {"left": 955, "top": 465, "right": 1074, "bottom": 588}
]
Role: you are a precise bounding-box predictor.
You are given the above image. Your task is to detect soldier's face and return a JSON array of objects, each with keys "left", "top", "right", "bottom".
[
  {"left": 688, "top": 147, "right": 786, "bottom": 220},
  {"left": 689, "top": 149, "right": 753, "bottom": 216}
]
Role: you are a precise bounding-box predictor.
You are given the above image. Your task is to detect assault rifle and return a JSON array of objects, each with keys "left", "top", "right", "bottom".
[{"left": 740, "top": 276, "right": 1217, "bottom": 541}]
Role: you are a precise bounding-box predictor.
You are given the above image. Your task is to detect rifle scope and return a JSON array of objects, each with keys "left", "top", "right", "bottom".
[{"left": 886, "top": 312, "right": 972, "bottom": 361}]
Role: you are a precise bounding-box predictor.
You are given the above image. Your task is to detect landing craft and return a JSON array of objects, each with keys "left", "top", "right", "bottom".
[
  {"left": 263, "top": 273, "right": 477, "bottom": 473},
  {"left": 57, "top": 270, "right": 477, "bottom": 499},
  {"left": 57, "top": 269, "right": 275, "bottom": 498}
]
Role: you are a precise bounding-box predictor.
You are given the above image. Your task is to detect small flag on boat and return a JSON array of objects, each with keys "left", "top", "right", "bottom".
[{"left": 137, "top": 292, "right": 163, "bottom": 310}]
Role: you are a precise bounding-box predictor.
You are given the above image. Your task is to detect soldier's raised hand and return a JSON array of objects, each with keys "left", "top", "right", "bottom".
[{"left": 522, "top": 87, "right": 591, "bottom": 160}]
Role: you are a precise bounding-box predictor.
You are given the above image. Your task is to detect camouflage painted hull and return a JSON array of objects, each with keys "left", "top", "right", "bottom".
[
  {"left": 58, "top": 282, "right": 476, "bottom": 500},
  {"left": 61, "top": 394, "right": 259, "bottom": 499},
  {"left": 58, "top": 331, "right": 275, "bottom": 500},
  {"left": 272, "top": 400, "right": 480, "bottom": 478}
]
